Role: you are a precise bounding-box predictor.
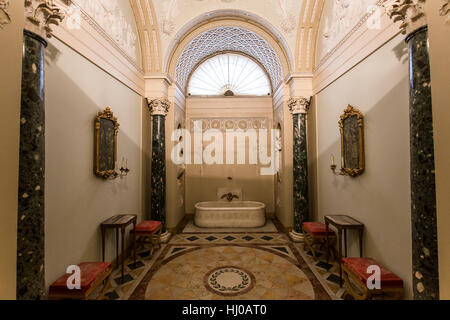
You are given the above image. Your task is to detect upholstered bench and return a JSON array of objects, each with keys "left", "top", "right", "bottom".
[
  {"left": 302, "top": 222, "right": 336, "bottom": 259},
  {"left": 48, "top": 262, "right": 112, "bottom": 300},
  {"left": 342, "top": 257, "right": 404, "bottom": 300},
  {"left": 131, "top": 220, "right": 162, "bottom": 258}
]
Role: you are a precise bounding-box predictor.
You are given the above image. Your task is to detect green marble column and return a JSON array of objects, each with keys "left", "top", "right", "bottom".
[
  {"left": 288, "top": 97, "right": 311, "bottom": 242},
  {"left": 147, "top": 99, "right": 171, "bottom": 239},
  {"left": 17, "top": 0, "right": 64, "bottom": 300},
  {"left": 406, "top": 26, "right": 439, "bottom": 300},
  {"left": 17, "top": 29, "right": 47, "bottom": 300},
  {"left": 385, "top": 3, "right": 440, "bottom": 299}
]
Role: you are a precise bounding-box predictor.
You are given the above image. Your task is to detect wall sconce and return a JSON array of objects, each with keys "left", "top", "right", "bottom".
[
  {"left": 330, "top": 154, "right": 349, "bottom": 177},
  {"left": 119, "top": 157, "right": 130, "bottom": 177}
]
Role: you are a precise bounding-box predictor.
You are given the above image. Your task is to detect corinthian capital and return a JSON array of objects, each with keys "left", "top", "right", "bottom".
[
  {"left": 24, "top": 0, "right": 65, "bottom": 38},
  {"left": 288, "top": 97, "right": 311, "bottom": 115},
  {"left": 147, "top": 98, "right": 170, "bottom": 116},
  {"left": 383, "top": 0, "right": 427, "bottom": 35}
]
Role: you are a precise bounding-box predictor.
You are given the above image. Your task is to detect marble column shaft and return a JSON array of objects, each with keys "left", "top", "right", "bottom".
[
  {"left": 151, "top": 115, "right": 167, "bottom": 232},
  {"left": 289, "top": 97, "right": 310, "bottom": 235},
  {"left": 293, "top": 112, "right": 309, "bottom": 233},
  {"left": 406, "top": 26, "right": 439, "bottom": 300},
  {"left": 17, "top": 30, "right": 47, "bottom": 300}
]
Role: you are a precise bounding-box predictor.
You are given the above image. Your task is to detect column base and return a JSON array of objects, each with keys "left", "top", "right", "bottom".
[
  {"left": 160, "top": 231, "right": 172, "bottom": 243},
  {"left": 289, "top": 231, "right": 304, "bottom": 243}
]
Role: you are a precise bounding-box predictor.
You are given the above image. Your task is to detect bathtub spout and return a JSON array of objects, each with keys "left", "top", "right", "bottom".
[{"left": 221, "top": 192, "right": 239, "bottom": 202}]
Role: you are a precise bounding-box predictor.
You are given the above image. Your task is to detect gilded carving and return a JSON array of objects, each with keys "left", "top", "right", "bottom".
[
  {"left": 94, "top": 107, "right": 120, "bottom": 179},
  {"left": 339, "top": 105, "right": 365, "bottom": 177},
  {"left": 0, "top": 0, "right": 11, "bottom": 29},
  {"left": 24, "top": 0, "right": 65, "bottom": 38},
  {"left": 288, "top": 97, "right": 311, "bottom": 115},
  {"left": 147, "top": 98, "right": 171, "bottom": 116}
]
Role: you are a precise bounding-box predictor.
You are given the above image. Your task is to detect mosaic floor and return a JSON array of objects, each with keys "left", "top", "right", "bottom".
[{"left": 93, "top": 220, "right": 348, "bottom": 300}]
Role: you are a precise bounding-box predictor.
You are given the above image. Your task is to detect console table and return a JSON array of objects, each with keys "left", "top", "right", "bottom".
[
  {"left": 101, "top": 214, "right": 137, "bottom": 283},
  {"left": 325, "top": 215, "right": 364, "bottom": 287}
]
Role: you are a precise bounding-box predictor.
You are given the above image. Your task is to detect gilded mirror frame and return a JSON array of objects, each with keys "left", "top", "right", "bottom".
[
  {"left": 94, "top": 107, "right": 120, "bottom": 179},
  {"left": 339, "top": 105, "right": 365, "bottom": 177}
]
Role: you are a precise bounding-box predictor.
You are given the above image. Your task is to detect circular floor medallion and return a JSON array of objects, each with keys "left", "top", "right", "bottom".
[{"left": 204, "top": 266, "right": 255, "bottom": 296}]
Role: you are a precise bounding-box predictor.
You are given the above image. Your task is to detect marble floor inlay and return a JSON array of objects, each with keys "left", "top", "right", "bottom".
[{"left": 91, "top": 220, "right": 343, "bottom": 300}]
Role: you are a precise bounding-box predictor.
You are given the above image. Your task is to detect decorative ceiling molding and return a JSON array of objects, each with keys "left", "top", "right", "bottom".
[
  {"left": 295, "top": 0, "right": 325, "bottom": 72},
  {"left": 57, "top": 0, "right": 141, "bottom": 70},
  {"left": 383, "top": 0, "right": 427, "bottom": 35},
  {"left": 164, "top": 10, "right": 293, "bottom": 80},
  {"left": 24, "top": 0, "right": 65, "bottom": 38},
  {"left": 50, "top": 0, "right": 144, "bottom": 95},
  {"left": 312, "top": 4, "right": 400, "bottom": 95},
  {"left": 0, "top": 0, "right": 11, "bottom": 29},
  {"left": 71, "top": 0, "right": 139, "bottom": 61},
  {"left": 130, "top": 0, "right": 162, "bottom": 73},
  {"left": 315, "top": 0, "right": 384, "bottom": 70},
  {"left": 174, "top": 26, "right": 284, "bottom": 91}
]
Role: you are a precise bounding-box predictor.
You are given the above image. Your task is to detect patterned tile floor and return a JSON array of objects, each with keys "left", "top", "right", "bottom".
[
  {"left": 294, "top": 244, "right": 347, "bottom": 299},
  {"left": 91, "top": 220, "right": 348, "bottom": 300}
]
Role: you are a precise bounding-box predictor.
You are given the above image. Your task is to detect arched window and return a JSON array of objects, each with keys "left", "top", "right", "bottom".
[{"left": 187, "top": 53, "right": 272, "bottom": 96}]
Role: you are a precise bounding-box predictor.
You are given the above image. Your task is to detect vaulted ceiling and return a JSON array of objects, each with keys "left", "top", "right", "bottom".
[
  {"left": 128, "top": 0, "right": 385, "bottom": 90},
  {"left": 130, "top": 0, "right": 326, "bottom": 79}
]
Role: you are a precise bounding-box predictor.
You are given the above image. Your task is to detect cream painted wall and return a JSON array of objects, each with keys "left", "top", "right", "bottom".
[
  {"left": 185, "top": 97, "right": 275, "bottom": 217},
  {"left": 44, "top": 38, "right": 145, "bottom": 289},
  {"left": 273, "top": 84, "right": 294, "bottom": 230},
  {"left": 166, "top": 84, "right": 186, "bottom": 230},
  {"left": 312, "top": 34, "right": 413, "bottom": 298},
  {"left": 426, "top": 1, "right": 450, "bottom": 299},
  {"left": 0, "top": 0, "right": 24, "bottom": 300}
]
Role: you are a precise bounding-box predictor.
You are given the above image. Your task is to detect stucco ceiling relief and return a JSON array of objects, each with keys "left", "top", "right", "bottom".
[{"left": 72, "top": 0, "right": 138, "bottom": 61}]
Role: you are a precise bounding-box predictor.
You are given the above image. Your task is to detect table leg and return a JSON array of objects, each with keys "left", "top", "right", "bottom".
[
  {"left": 359, "top": 229, "right": 364, "bottom": 258},
  {"left": 344, "top": 229, "right": 348, "bottom": 258},
  {"left": 326, "top": 221, "right": 330, "bottom": 264},
  {"left": 338, "top": 228, "right": 343, "bottom": 287},
  {"left": 101, "top": 227, "right": 105, "bottom": 262},
  {"left": 121, "top": 227, "right": 125, "bottom": 282},
  {"left": 115, "top": 229, "right": 119, "bottom": 268},
  {"left": 133, "top": 221, "right": 137, "bottom": 267}
]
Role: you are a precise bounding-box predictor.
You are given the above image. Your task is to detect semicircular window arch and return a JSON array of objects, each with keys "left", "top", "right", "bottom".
[{"left": 187, "top": 53, "right": 272, "bottom": 97}]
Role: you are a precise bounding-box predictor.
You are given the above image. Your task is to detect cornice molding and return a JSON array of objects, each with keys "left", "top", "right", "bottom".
[
  {"left": 147, "top": 98, "right": 170, "bottom": 116},
  {"left": 288, "top": 97, "right": 311, "bottom": 115},
  {"left": 24, "top": 0, "right": 65, "bottom": 38},
  {"left": 383, "top": 0, "right": 427, "bottom": 35},
  {"left": 0, "top": 0, "right": 11, "bottom": 29},
  {"left": 144, "top": 73, "right": 173, "bottom": 86}
]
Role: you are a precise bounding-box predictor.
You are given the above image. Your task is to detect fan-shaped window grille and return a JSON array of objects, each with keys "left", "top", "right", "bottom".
[{"left": 187, "top": 53, "right": 272, "bottom": 96}]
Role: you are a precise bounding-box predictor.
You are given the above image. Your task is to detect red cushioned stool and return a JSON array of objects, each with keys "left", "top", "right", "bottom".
[
  {"left": 131, "top": 220, "right": 162, "bottom": 258},
  {"left": 342, "top": 257, "right": 404, "bottom": 300},
  {"left": 48, "top": 262, "right": 112, "bottom": 300},
  {"left": 302, "top": 222, "right": 337, "bottom": 259}
]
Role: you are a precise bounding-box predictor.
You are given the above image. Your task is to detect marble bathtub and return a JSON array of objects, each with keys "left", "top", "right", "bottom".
[{"left": 194, "top": 201, "right": 266, "bottom": 228}]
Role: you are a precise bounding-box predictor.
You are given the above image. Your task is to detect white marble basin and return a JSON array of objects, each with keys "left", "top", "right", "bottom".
[{"left": 194, "top": 201, "right": 266, "bottom": 228}]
